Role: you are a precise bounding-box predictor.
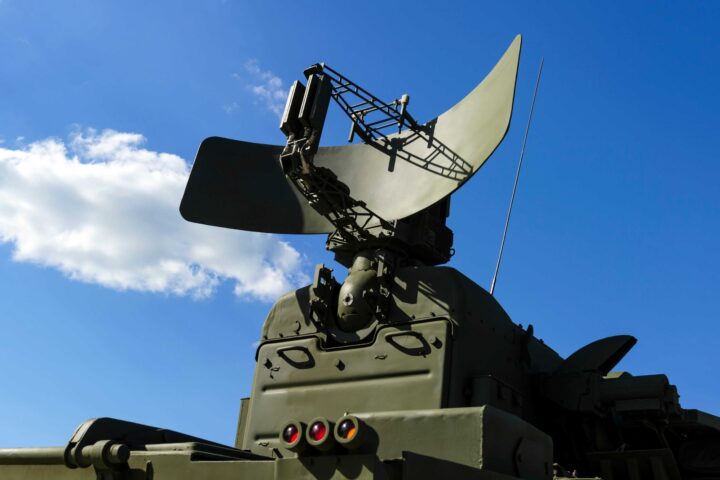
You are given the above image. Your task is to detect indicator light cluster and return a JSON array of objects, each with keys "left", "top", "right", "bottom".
[{"left": 278, "top": 415, "right": 364, "bottom": 454}]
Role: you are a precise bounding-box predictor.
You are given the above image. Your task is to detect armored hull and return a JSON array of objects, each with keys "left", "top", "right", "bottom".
[{"left": 2, "top": 266, "right": 718, "bottom": 479}]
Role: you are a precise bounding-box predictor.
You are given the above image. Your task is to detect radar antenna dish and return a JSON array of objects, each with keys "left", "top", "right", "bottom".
[{"left": 180, "top": 35, "right": 522, "bottom": 240}]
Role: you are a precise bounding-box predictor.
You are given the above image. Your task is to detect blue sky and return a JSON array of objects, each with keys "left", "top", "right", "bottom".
[{"left": 1, "top": 1, "right": 718, "bottom": 447}]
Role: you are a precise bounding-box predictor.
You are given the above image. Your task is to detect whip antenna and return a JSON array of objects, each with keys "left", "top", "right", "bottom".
[{"left": 490, "top": 57, "right": 544, "bottom": 296}]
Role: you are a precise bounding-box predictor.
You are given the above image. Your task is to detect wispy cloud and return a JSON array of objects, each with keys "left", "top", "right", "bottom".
[
  {"left": 0, "top": 129, "right": 308, "bottom": 301},
  {"left": 222, "top": 101, "right": 239, "bottom": 114},
  {"left": 239, "top": 60, "right": 287, "bottom": 117}
]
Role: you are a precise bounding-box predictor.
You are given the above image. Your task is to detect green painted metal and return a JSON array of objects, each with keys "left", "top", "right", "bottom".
[
  {"left": 3, "top": 34, "right": 720, "bottom": 480},
  {"left": 179, "top": 36, "right": 521, "bottom": 235}
]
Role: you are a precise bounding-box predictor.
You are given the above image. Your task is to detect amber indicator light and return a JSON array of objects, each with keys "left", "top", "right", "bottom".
[{"left": 337, "top": 419, "right": 357, "bottom": 440}]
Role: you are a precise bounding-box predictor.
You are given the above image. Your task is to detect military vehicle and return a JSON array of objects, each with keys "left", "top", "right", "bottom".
[{"left": 1, "top": 35, "right": 718, "bottom": 480}]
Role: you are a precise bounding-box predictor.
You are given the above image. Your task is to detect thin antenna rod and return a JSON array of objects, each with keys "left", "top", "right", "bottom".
[{"left": 490, "top": 57, "right": 544, "bottom": 296}]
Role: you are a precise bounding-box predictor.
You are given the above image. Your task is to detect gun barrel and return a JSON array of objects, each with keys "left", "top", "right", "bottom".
[{"left": 0, "top": 447, "right": 66, "bottom": 465}]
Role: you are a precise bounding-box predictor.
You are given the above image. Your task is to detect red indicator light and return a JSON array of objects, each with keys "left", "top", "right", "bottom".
[
  {"left": 309, "top": 421, "right": 327, "bottom": 441},
  {"left": 283, "top": 424, "right": 299, "bottom": 444},
  {"left": 337, "top": 419, "right": 357, "bottom": 440}
]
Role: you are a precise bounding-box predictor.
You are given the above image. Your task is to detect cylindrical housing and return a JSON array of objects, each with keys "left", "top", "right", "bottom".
[
  {"left": 279, "top": 421, "right": 307, "bottom": 453},
  {"left": 334, "top": 415, "right": 366, "bottom": 450},
  {"left": 0, "top": 447, "right": 66, "bottom": 465},
  {"left": 306, "top": 417, "right": 335, "bottom": 451}
]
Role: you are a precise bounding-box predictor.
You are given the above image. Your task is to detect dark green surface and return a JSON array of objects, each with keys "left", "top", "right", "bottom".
[
  {"left": 4, "top": 32, "right": 720, "bottom": 479},
  {"left": 180, "top": 37, "right": 521, "bottom": 235}
]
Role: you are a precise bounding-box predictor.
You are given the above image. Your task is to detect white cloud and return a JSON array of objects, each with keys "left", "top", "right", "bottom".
[
  {"left": 0, "top": 129, "right": 308, "bottom": 301},
  {"left": 222, "top": 101, "right": 239, "bottom": 114},
  {"left": 241, "top": 60, "right": 287, "bottom": 117}
]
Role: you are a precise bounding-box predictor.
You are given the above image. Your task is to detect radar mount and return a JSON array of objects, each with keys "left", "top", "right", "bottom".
[
  {"left": 179, "top": 37, "right": 523, "bottom": 340},
  {"left": 278, "top": 63, "right": 454, "bottom": 269}
]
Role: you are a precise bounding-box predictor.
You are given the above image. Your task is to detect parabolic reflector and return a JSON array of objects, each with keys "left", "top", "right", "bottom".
[{"left": 180, "top": 35, "right": 521, "bottom": 234}]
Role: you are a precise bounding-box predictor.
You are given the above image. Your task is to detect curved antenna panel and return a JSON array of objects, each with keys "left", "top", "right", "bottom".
[{"left": 180, "top": 35, "right": 521, "bottom": 234}]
